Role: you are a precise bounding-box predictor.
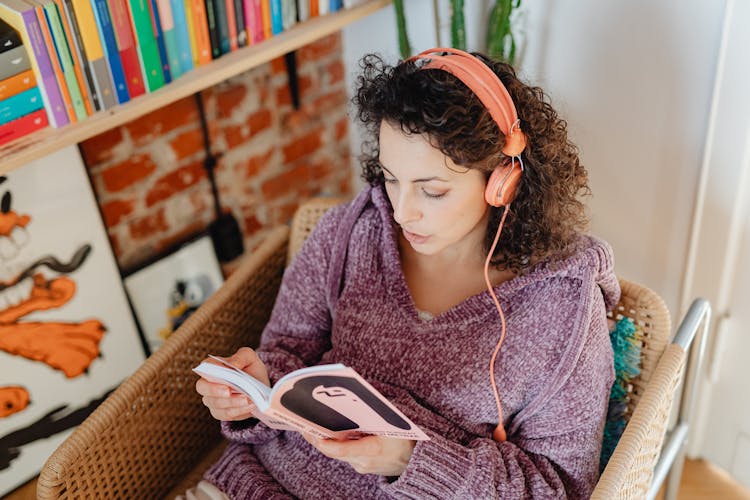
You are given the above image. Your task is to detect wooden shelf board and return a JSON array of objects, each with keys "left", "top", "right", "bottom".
[{"left": 0, "top": 0, "right": 390, "bottom": 175}]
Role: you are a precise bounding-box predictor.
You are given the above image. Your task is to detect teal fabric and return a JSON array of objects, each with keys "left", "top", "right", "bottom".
[{"left": 600, "top": 317, "right": 642, "bottom": 472}]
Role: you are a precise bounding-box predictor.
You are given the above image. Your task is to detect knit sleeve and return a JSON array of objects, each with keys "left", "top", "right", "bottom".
[
  {"left": 380, "top": 296, "right": 615, "bottom": 499},
  {"left": 220, "top": 204, "right": 345, "bottom": 444}
]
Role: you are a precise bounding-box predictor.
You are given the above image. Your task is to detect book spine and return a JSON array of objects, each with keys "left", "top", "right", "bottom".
[
  {"left": 91, "top": 0, "right": 131, "bottom": 103},
  {"left": 107, "top": 0, "right": 145, "bottom": 97},
  {"left": 58, "top": 0, "right": 96, "bottom": 113},
  {"left": 168, "top": 0, "right": 192, "bottom": 72},
  {"left": 268, "top": 0, "right": 280, "bottom": 34},
  {"left": 241, "top": 0, "right": 253, "bottom": 44},
  {"left": 309, "top": 0, "right": 317, "bottom": 17},
  {"left": 202, "top": 0, "right": 220, "bottom": 58},
  {"left": 317, "top": 0, "right": 327, "bottom": 15},
  {"left": 154, "top": 0, "right": 181, "bottom": 78},
  {"left": 222, "top": 0, "right": 235, "bottom": 51},
  {"left": 232, "top": 0, "right": 245, "bottom": 47},
  {"left": 147, "top": 0, "right": 171, "bottom": 83},
  {"left": 63, "top": 0, "right": 101, "bottom": 111},
  {"left": 71, "top": 0, "right": 117, "bottom": 109},
  {"left": 34, "top": 3, "right": 76, "bottom": 122},
  {"left": 44, "top": 2, "right": 87, "bottom": 119},
  {"left": 126, "top": 0, "right": 164, "bottom": 91},
  {"left": 0, "top": 86, "right": 44, "bottom": 124},
  {"left": 0, "top": 68, "right": 36, "bottom": 99},
  {"left": 280, "top": 0, "right": 294, "bottom": 30},
  {"left": 295, "top": 0, "right": 308, "bottom": 22},
  {"left": 212, "top": 0, "right": 229, "bottom": 54},
  {"left": 189, "top": 0, "right": 211, "bottom": 64},
  {"left": 181, "top": 0, "right": 198, "bottom": 65},
  {"left": 0, "top": 107, "right": 48, "bottom": 145},
  {"left": 329, "top": 0, "right": 341, "bottom": 12},
  {"left": 259, "top": 0, "right": 269, "bottom": 39},
  {"left": 18, "top": 6, "right": 69, "bottom": 126},
  {"left": 0, "top": 44, "right": 31, "bottom": 80}
]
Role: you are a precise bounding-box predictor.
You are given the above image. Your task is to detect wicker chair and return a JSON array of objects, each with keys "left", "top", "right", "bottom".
[{"left": 37, "top": 198, "right": 705, "bottom": 499}]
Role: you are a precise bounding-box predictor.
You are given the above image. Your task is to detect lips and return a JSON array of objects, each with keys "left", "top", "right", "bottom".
[{"left": 402, "top": 228, "right": 429, "bottom": 245}]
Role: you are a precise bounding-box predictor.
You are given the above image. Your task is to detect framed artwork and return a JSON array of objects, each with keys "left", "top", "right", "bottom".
[
  {"left": 123, "top": 234, "right": 224, "bottom": 355},
  {"left": 0, "top": 146, "right": 145, "bottom": 497}
]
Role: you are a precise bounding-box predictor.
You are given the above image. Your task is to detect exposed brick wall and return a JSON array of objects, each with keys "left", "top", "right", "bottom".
[{"left": 81, "top": 33, "right": 353, "bottom": 271}]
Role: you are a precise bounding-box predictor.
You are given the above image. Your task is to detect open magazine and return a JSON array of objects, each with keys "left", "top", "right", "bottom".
[{"left": 193, "top": 355, "right": 429, "bottom": 441}]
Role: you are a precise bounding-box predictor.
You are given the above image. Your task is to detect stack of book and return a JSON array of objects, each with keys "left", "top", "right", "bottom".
[
  {"left": 0, "top": 0, "right": 352, "bottom": 139},
  {"left": 0, "top": 17, "right": 48, "bottom": 145}
]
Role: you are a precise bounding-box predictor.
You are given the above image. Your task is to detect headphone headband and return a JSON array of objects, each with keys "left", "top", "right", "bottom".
[{"left": 407, "top": 48, "right": 527, "bottom": 157}]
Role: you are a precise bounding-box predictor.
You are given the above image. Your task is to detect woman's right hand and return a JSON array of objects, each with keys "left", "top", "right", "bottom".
[{"left": 195, "top": 347, "right": 270, "bottom": 421}]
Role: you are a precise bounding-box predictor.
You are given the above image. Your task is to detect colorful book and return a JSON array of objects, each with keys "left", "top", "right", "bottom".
[
  {"left": 125, "top": 0, "right": 163, "bottom": 90},
  {"left": 211, "top": 0, "right": 229, "bottom": 54},
  {"left": 328, "top": 0, "right": 341, "bottom": 11},
  {"left": 0, "top": 0, "right": 68, "bottom": 126},
  {"left": 241, "top": 0, "right": 261, "bottom": 44},
  {"left": 70, "top": 0, "right": 117, "bottom": 109},
  {"left": 0, "top": 44, "right": 30, "bottom": 80},
  {"left": 147, "top": 0, "right": 170, "bottom": 82},
  {"left": 154, "top": 0, "right": 181, "bottom": 78},
  {"left": 193, "top": 355, "right": 430, "bottom": 441},
  {"left": 309, "top": 0, "right": 317, "bottom": 17},
  {"left": 188, "top": 0, "right": 210, "bottom": 64},
  {"left": 268, "top": 0, "right": 280, "bottom": 34},
  {"left": 222, "top": 0, "right": 235, "bottom": 50},
  {"left": 295, "top": 0, "right": 307, "bottom": 22},
  {"left": 62, "top": 0, "right": 100, "bottom": 110},
  {"left": 37, "top": 0, "right": 89, "bottom": 119},
  {"left": 181, "top": 0, "right": 197, "bottom": 64},
  {"left": 32, "top": 0, "right": 76, "bottom": 122},
  {"left": 0, "top": 107, "right": 47, "bottom": 144},
  {"left": 280, "top": 0, "right": 294, "bottom": 30},
  {"left": 259, "top": 0, "right": 269, "bottom": 38},
  {"left": 56, "top": 0, "right": 94, "bottom": 114},
  {"left": 317, "top": 0, "right": 327, "bottom": 15},
  {"left": 0, "top": 85, "right": 43, "bottom": 124},
  {"left": 202, "top": 0, "right": 220, "bottom": 58},
  {"left": 0, "top": 67, "right": 35, "bottom": 98},
  {"left": 168, "top": 0, "right": 192, "bottom": 72},
  {"left": 90, "top": 0, "right": 130, "bottom": 103},
  {"left": 232, "top": 0, "right": 244, "bottom": 46},
  {"left": 107, "top": 0, "right": 145, "bottom": 97},
  {"left": 0, "top": 17, "right": 22, "bottom": 51}
]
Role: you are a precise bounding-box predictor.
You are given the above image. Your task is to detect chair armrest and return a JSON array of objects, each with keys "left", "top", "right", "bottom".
[
  {"left": 591, "top": 342, "right": 686, "bottom": 500},
  {"left": 37, "top": 226, "right": 290, "bottom": 499}
]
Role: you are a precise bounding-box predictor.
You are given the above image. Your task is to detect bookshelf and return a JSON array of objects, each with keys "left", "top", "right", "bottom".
[{"left": 0, "top": 0, "right": 391, "bottom": 175}]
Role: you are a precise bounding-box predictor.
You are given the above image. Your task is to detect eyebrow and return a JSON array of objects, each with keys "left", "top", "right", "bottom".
[{"left": 380, "top": 164, "right": 449, "bottom": 183}]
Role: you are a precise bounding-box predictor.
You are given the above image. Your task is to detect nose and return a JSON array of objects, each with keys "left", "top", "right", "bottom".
[{"left": 392, "top": 190, "right": 421, "bottom": 226}]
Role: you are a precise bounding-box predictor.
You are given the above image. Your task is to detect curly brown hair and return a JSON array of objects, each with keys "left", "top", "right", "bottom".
[{"left": 353, "top": 52, "right": 590, "bottom": 273}]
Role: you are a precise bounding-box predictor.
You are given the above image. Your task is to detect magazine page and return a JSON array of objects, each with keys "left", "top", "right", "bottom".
[{"left": 267, "top": 366, "right": 430, "bottom": 441}]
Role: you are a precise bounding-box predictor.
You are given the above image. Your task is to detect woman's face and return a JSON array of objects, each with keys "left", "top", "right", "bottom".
[{"left": 379, "top": 121, "right": 490, "bottom": 259}]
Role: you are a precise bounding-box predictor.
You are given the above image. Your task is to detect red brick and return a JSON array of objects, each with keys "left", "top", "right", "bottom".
[
  {"left": 248, "top": 108, "right": 272, "bottom": 133},
  {"left": 101, "top": 154, "right": 157, "bottom": 192},
  {"left": 243, "top": 213, "right": 262, "bottom": 236},
  {"left": 216, "top": 84, "right": 248, "bottom": 119},
  {"left": 310, "top": 91, "right": 347, "bottom": 115},
  {"left": 80, "top": 127, "right": 125, "bottom": 167},
  {"left": 298, "top": 34, "right": 340, "bottom": 64},
  {"left": 126, "top": 97, "right": 198, "bottom": 145},
  {"left": 261, "top": 164, "right": 311, "bottom": 200},
  {"left": 276, "top": 84, "right": 292, "bottom": 106},
  {"left": 270, "top": 200, "right": 302, "bottom": 224},
  {"left": 101, "top": 198, "right": 135, "bottom": 227},
  {"left": 129, "top": 209, "right": 169, "bottom": 240},
  {"left": 145, "top": 161, "right": 206, "bottom": 207},
  {"left": 339, "top": 176, "right": 352, "bottom": 194},
  {"left": 334, "top": 117, "right": 348, "bottom": 141},
  {"left": 170, "top": 128, "right": 204, "bottom": 160},
  {"left": 281, "top": 129, "right": 322, "bottom": 164},
  {"left": 224, "top": 123, "right": 247, "bottom": 149},
  {"left": 270, "top": 56, "right": 286, "bottom": 76},
  {"left": 327, "top": 60, "right": 345, "bottom": 85},
  {"left": 239, "top": 148, "right": 274, "bottom": 178}
]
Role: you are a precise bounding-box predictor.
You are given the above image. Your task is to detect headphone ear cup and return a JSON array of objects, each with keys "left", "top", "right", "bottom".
[{"left": 485, "top": 164, "right": 522, "bottom": 207}]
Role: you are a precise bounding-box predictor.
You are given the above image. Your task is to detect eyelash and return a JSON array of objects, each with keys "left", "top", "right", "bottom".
[{"left": 384, "top": 178, "right": 446, "bottom": 199}]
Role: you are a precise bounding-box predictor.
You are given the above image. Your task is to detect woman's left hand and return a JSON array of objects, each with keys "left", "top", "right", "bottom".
[{"left": 303, "top": 434, "right": 415, "bottom": 476}]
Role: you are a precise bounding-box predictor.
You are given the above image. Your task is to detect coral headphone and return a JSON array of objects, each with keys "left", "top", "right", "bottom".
[{"left": 408, "top": 48, "right": 527, "bottom": 443}]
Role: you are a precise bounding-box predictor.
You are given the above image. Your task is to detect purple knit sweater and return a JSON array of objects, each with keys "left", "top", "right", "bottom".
[{"left": 205, "top": 185, "right": 619, "bottom": 499}]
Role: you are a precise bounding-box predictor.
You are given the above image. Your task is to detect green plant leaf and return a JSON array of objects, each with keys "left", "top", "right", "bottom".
[
  {"left": 393, "top": 0, "right": 412, "bottom": 59},
  {"left": 450, "top": 0, "right": 466, "bottom": 50}
]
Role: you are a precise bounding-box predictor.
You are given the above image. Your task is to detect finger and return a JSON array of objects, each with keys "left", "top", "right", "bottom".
[
  {"left": 202, "top": 394, "right": 253, "bottom": 410},
  {"left": 209, "top": 406, "right": 255, "bottom": 421},
  {"left": 226, "top": 347, "right": 261, "bottom": 371},
  {"left": 319, "top": 435, "right": 380, "bottom": 458},
  {"left": 195, "top": 378, "right": 233, "bottom": 398}
]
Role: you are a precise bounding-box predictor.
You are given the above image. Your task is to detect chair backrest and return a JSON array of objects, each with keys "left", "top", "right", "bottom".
[{"left": 290, "top": 197, "right": 678, "bottom": 499}]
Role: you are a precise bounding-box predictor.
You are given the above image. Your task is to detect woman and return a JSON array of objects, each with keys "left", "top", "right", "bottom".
[{"left": 193, "top": 48, "right": 619, "bottom": 499}]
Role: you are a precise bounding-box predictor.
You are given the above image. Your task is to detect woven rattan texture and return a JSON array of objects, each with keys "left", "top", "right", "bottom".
[{"left": 37, "top": 227, "right": 289, "bottom": 499}]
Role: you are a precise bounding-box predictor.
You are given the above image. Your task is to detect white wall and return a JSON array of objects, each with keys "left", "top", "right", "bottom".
[{"left": 342, "top": 0, "right": 726, "bottom": 318}]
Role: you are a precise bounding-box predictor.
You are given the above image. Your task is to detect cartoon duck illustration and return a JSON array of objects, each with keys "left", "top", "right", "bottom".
[{"left": 159, "top": 275, "right": 214, "bottom": 340}]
